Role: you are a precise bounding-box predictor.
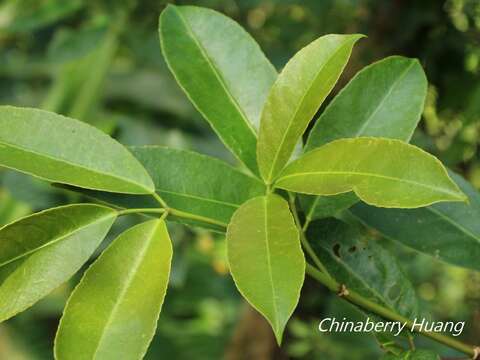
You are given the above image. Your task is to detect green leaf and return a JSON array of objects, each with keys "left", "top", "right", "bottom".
[
  {"left": 0, "top": 204, "right": 116, "bottom": 322},
  {"left": 55, "top": 219, "right": 172, "bottom": 360},
  {"left": 159, "top": 5, "right": 277, "bottom": 174},
  {"left": 305, "top": 56, "right": 427, "bottom": 151},
  {"left": 0, "top": 106, "right": 154, "bottom": 194},
  {"left": 226, "top": 194, "right": 305, "bottom": 344},
  {"left": 301, "top": 56, "right": 427, "bottom": 219},
  {"left": 63, "top": 147, "right": 265, "bottom": 231},
  {"left": 257, "top": 34, "right": 363, "bottom": 183},
  {"left": 275, "top": 138, "right": 466, "bottom": 208},
  {"left": 307, "top": 218, "right": 419, "bottom": 319},
  {"left": 351, "top": 171, "right": 480, "bottom": 271}
]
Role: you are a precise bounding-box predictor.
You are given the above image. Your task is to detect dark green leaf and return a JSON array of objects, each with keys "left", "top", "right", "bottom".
[
  {"left": 308, "top": 218, "right": 418, "bottom": 319},
  {"left": 159, "top": 5, "right": 277, "bottom": 174},
  {"left": 305, "top": 56, "right": 427, "bottom": 151},
  {"left": 351, "top": 172, "right": 480, "bottom": 271}
]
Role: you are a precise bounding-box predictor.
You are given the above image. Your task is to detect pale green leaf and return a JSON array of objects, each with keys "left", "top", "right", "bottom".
[
  {"left": 276, "top": 138, "right": 466, "bottom": 208},
  {"left": 55, "top": 219, "right": 172, "bottom": 360},
  {"left": 302, "top": 56, "right": 427, "bottom": 219},
  {"left": 0, "top": 106, "right": 154, "bottom": 194},
  {"left": 226, "top": 194, "right": 305, "bottom": 344},
  {"left": 351, "top": 171, "right": 480, "bottom": 271},
  {"left": 305, "top": 56, "right": 427, "bottom": 151},
  {"left": 308, "top": 218, "right": 419, "bottom": 319},
  {"left": 0, "top": 204, "right": 116, "bottom": 322},
  {"left": 63, "top": 147, "right": 265, "bottom": 231},
  {"left": 159, "top": 5, "right": 277, "bottom": 174},
  {"left": 257, "top": 34, "right": 363, "bottom": 183}
]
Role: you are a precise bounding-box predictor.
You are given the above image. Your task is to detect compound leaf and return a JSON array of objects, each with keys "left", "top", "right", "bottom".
[
  {"left": 55, "top": 219, "right": 172, "bottom": 360},
  {"left": 226, "top": 194, "right": 305, "bottom": 344},
  {"left": 0, "top": 204, "right": 117, "bottom": 322}
]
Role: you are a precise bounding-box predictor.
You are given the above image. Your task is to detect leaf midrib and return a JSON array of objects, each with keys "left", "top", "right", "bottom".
[
  {"left": 173, "top": 7, "right": 257, "bottom": 138},
  {"left": 277, "top": 171, "right": 460, "bottom": 198},
  {"left": 353, "top": 61, "right": 415, "bottom": 137},
  {"left": 427, "top": 206, "right": 480, "bottom": 244},
  {"left": 263, "top": 197, "right": 279, "bottom": 332},
  {"left": 157, "top": 189, "right": 241, "bottom": 208},
  {"left": 0, "top": 210, "right": 115, "bottom": 268},
  {"left": 92, "top": 221, "right": 159, "bottom": 359},
  {"left": 0, "top": 140, "right": 152, "bottom": 193},
  {"left": 265, "top": 38, "right": 354, "bottom": 183}
]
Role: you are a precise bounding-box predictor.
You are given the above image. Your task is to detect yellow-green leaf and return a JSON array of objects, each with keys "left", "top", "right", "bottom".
[
  {"left": 0, "top": 204, "right": 117, "bottom": 322},
  {"left": 276, "top": 138, "right": 466, "bottom": 208},
  {"left": 0, "top": 106, "right": 154, "bottom": 194},
  {"left": 257, "top": 34, "right": 363, "bottom": 183},
  {"left": 226, "top": 194, "right": 305, "bottom": 344},
  {"left": 55, "top": 219, "right": 172, "bottom": 360}
]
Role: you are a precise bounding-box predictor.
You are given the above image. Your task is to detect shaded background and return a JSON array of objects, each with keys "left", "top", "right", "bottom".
[{"left": 0, "top": 0, "right": 479, "bottom": 359}]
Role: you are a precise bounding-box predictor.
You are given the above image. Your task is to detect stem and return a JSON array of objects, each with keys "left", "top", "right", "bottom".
[
  {"left": 152, "top": 192, "right": 168, "bottom": 208},
  {"left": 305, "top": 264, "right": 477, "bottom": 358},
  {"left": 118, "top": 208, "right": 166, "bottom": 216},
  {"left": 288, "top": 194, "right": 332, "bottom": 278},
  {"left": 168, "top": 208, "right": 227, "bottom": 228}
]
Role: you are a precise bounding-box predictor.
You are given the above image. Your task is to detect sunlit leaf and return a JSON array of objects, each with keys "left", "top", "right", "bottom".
[
  {"left": 227, "top": 194, "right": 305, "bottom": 344},
  {"left": 257, "top": 34, "right": 363, "bottom": 183},
  {"left": 0, "top": 204, "right": 117, "bottom": 322},
  {"left": 0, "top": 106, "right": 154, "bottom": 194},
  {"left": 276, "top": 138, "right": 466, "bottom": 208},
  {"left": 55, "top": 219, "right": 172, "bottom": 360}
]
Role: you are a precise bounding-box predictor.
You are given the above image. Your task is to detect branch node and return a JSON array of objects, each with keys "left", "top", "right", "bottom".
[{"left": 338, "top": 284, "right": 350, "bottom": 297}]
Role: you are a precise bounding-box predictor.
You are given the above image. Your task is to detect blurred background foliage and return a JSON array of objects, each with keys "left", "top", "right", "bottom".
[{"left": 0, "top": 0, "right": 479, "bottom": 359}]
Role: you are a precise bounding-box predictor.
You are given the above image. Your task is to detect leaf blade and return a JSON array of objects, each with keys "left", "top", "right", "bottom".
[
  {"left": 159, "top": 5, "right": 277, "bottom": 174},
  {"left": 0, "top": 106, "right": 154, "bottom": 194},
  {"left": 308, "top": 218, "right": 419, "bottom": 319},
  {"left": 305, "top": 56, "right": 427, "bottom": 151},
  {"left": 55, "top": 219, "right": 172, "bottom": 360},
  {"left": 351, "top": 171, "right": 480, "bottom": 271},
  {"left": 0, "top": 204, "right": 116, "bottom": 322},
  {"left": 276, "top": 138, "right": 465, "bottom": 208},
  {"left": 226, "top": 194, "right": 305, "bottom": 343},
  {"left": 63, "top": 147, "right": 265, "bottom": 231},
  {"left": 257, "top": 34, "right": 363, "bottom": 183}
]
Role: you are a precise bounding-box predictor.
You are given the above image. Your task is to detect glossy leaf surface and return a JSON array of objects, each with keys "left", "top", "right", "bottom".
[
  {"left": 0, "top": 106, "right": 154, "bottom": 194},
  {"left": 308, "top": 219, "right": 418, "bottom": 318},
  {"left": 159, "top": 5, "right": 277, "bottom": 174},
  {"left": 55, "top": 219, "right": 172, "bottom": 360},
  {"left": 276, "top": 138, "right": 465, "bottom": 208},
  {"left": 0, "top": 204, "right": 116, "bottom": 322},
  {"left": 351, "top": 172, "right": 480, "bottom": 271},
  {"left": 65, "top": 147, "right": 265, "bottom": 231},
  {"left": 257, "top": 34, "right": 363, "bottom": 183},
  {"left": 227, "top": 194, "right": 305, "bottom": 344},
  {"left": 305, "top": 56, "right": 427, "bottom": 151}
]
